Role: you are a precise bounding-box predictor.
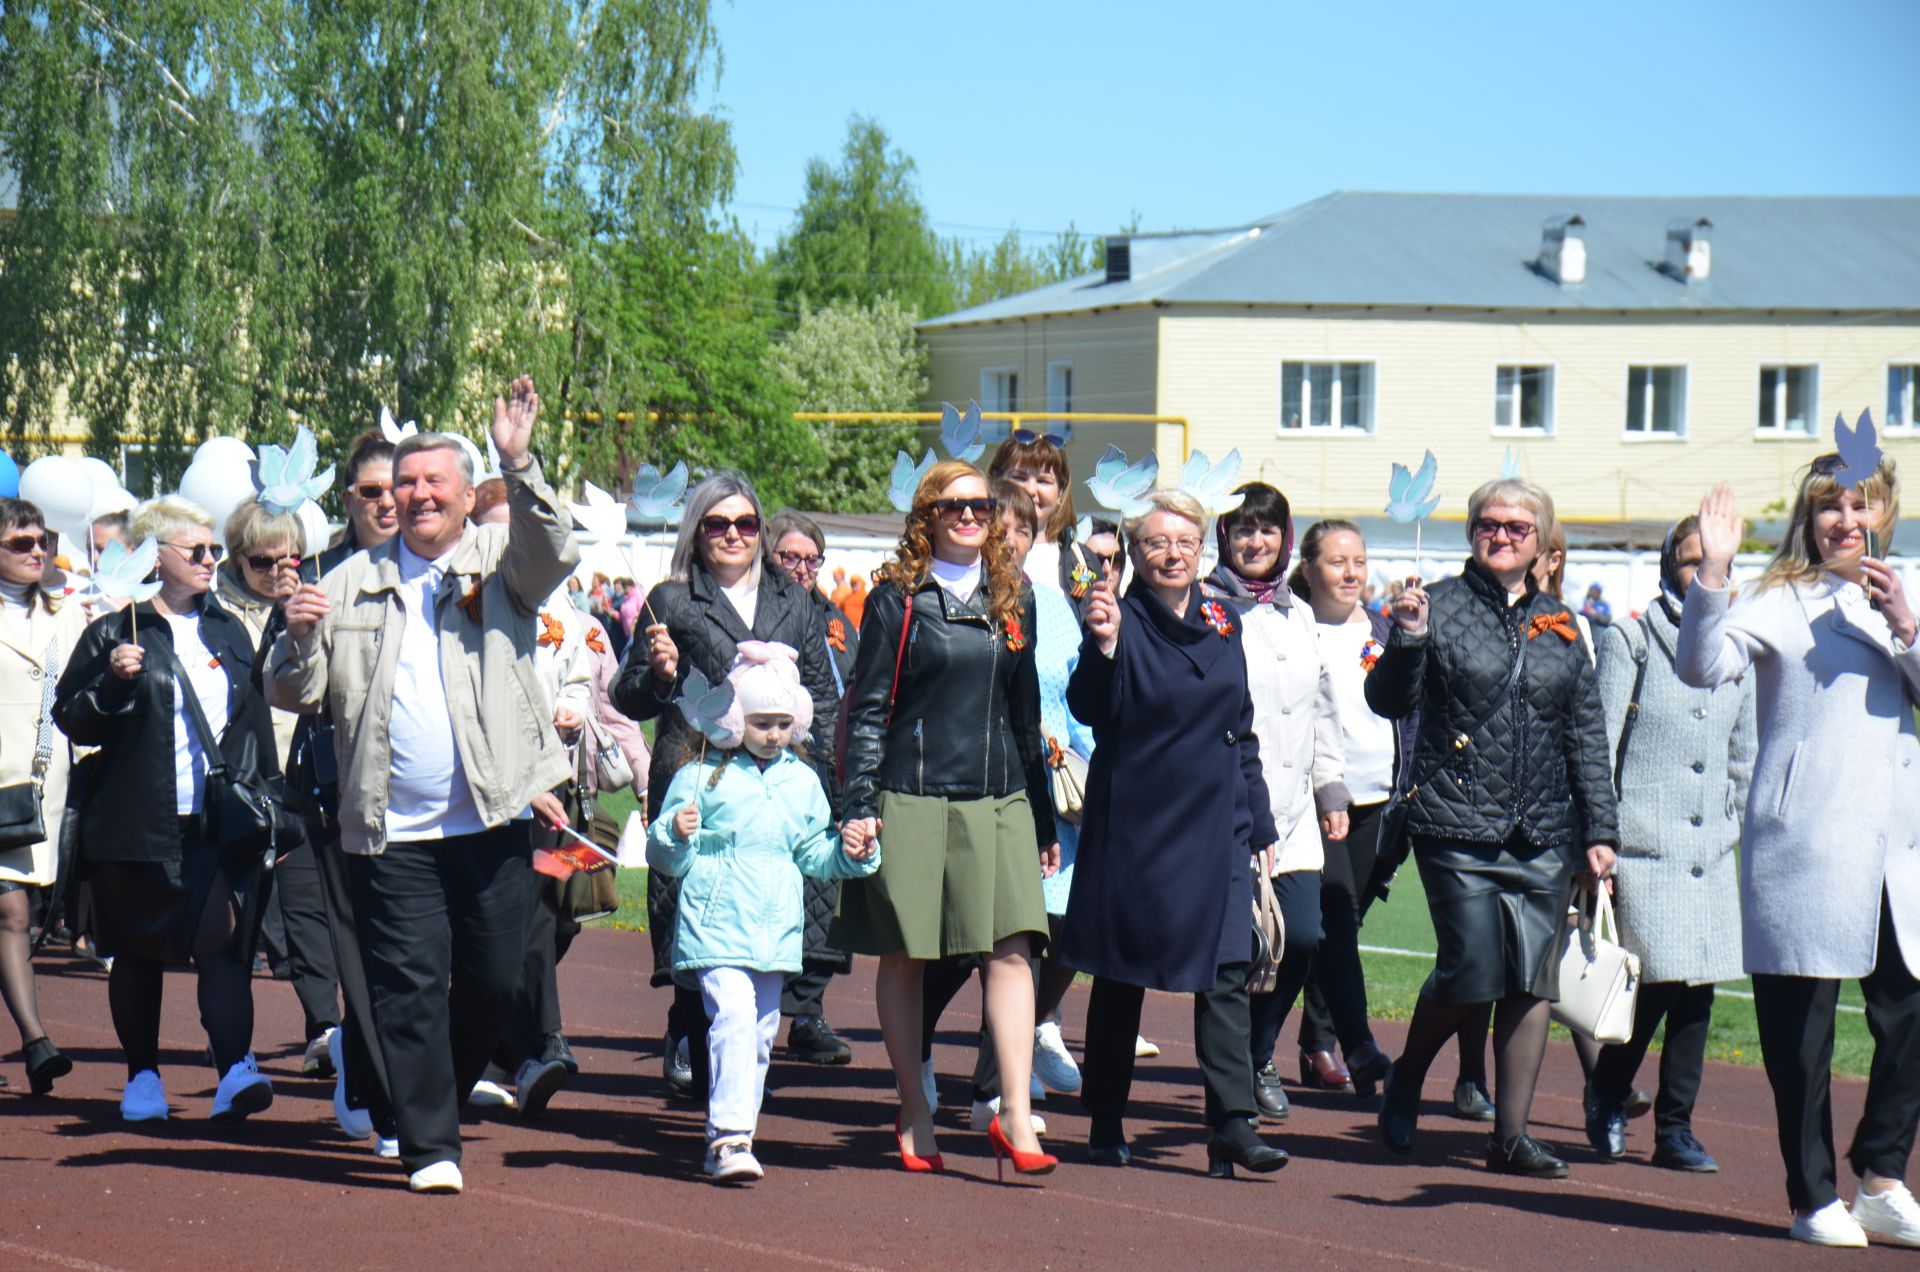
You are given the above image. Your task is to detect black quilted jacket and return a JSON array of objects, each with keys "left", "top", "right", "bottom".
[{"left": 1364, "top": 560, "right": 1618, "bottom": 850}]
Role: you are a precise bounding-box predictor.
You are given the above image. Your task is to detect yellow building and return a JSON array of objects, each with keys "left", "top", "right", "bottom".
[{"left": 919, "top": 192, "right": 1920, "bottom": 539}]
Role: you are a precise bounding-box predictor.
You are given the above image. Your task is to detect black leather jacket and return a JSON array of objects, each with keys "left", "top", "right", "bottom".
[
  {"left": 1364, "top": 559, "right": 1618, "bottom": 850},
  {"left": 841, "top": 575, "right": 1057, "bottom": 848}
]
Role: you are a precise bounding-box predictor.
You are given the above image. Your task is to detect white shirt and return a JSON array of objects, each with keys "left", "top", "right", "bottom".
[
  {"left": 1315, "top": 612, "right": 1396, "bottom": 804},
  {"left": 385, "top": 540, "right": 485, "bottom": 840},
  {"left": 721, "top": 577, "right": 759, "bottom": 629},
  {"left": 165, "top": 611, "right": 230, "bottom": 815},
  {"left": 1026, "top": 539, "right": 1063, "bottom": 597},
  {"left": 929, "top": 555, "right": 981, "bottom": 601}
]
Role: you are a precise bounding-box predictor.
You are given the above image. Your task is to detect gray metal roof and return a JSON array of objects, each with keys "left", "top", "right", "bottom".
[{"left": 921, "top": 191, "right": 1920, "bottom": 326}]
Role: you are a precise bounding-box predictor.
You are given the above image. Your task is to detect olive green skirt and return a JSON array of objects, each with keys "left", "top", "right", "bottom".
[{"left": 829, "top": 791, "right": 1049, "bottom": 960}]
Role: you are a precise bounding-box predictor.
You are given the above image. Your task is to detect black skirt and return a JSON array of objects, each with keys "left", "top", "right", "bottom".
[
  {"left": 1413, "top": 831, "right": 1578, "bottom": 1004},
  {"left": 89, "top": 817, "right": 264, "bottom": 964}
]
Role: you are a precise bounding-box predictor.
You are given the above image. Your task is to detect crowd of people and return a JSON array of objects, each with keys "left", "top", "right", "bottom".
[{"left": 1, "top": 380, "right": 1916, "bottom": 1248}]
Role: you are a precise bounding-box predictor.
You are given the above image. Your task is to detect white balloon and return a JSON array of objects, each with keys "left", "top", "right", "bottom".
[
  {"left": 76, "top": 456, "right": 121, "bottom": 490},
  {"left": 195, "top": 435, "right": 256, "bottom": 466},
  {"left": 18, "top": 456, "right": 94, "bottom": 550},
  {"left": 178, "top": 457, "right": 260, "bottom": 545},
  {"left": 451, "top": 434, "right": 488, "bottom": 485},
  {"left": 295, "top": 499, "right": 332, "bottom": 557},
  {"left": 87, "top": 485, "right": 139, "bottom": 522}
]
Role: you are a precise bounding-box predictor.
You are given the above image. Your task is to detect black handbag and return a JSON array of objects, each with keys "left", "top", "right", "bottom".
[
  {"left": 152, "top": 636, "right": 280, "bottom": 870},
  {"left": 0, "top": 634, "right": 62, "bottom": 850}
]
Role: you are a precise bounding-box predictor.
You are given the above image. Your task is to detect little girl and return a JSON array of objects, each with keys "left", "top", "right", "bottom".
[{"left": 647, "top": 641, "right": 879, "bottom": 1183}]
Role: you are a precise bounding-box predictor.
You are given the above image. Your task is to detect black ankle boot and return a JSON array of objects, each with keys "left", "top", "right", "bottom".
[
  {"left": 1376, "top": 1063, "right": 1416, "bottom": 1154},
  {"left": 1487, "top": 1132, "right": 1569, "bottom": 1178},
  {"left": 1206, "top": 1117, "right": 1288, "bottom": 1178},
  {"left": 24, "top": 1037, "right": 71, "bottom": 1096}
]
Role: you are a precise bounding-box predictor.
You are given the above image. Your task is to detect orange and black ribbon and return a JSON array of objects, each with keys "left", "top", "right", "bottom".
[{"left": 1528, "top": 611, "right": 1579, "bottom": 642}]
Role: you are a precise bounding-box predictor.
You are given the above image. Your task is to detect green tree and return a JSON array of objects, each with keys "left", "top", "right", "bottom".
[
  {"left": 770, "top": 295, "right": 926, "bottom": 512},
  {"left": 943, "top": 224, "right": 1098, "bottom": 311}
]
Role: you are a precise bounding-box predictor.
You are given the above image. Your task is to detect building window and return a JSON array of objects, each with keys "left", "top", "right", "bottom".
[
  {"left": 120, "top": 444, "right": 161, "bottom": 496},
  {"left": 1279, "top": 361, "right": 1375, "bottom": 434},
  {"left": 1888, "top": 365, "right": 1919, "bottom": 434},
  {"left": 1494, "top": 365, "right": 1554, "bottom": 433},
  {"left": 1758, "top": 364, "right": 1818, "bottom": 435},
  {"left": 979, "top": 367, "right": 1018, "bottom": 442},
  {"left": 1045, "top": 361, "right": 1074, "bottom": 442},
  {"left": 1624, "top": 365, "right": 1687, "bottom": 437}
]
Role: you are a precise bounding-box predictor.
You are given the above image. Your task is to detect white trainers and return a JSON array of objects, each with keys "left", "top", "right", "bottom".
[
  {"left": 120, "top": 1069, "right": 169, "bottom": 1122},
  {"left": 970, "top": 1095, "right": 1045, "bottom": 1136},
  {"left": 1135, "top": 1034, "right": 1161, "bottom": 1059},
  {"left": 330, "top": 1028, "right": 373, "bottom": 1139},
  {"left": 210, "top": 1054, "right": 274, "bottom": 1123},
  {"left": 1854, "top": 1181, "right": 1920, "bottom": 1247},
  {"left": 408, "top": 1161, "right": 463, "bottom": 1194},
  {"left": 467, "top": 1078, "right": 516, "bottom": 1109},
  {"left": 303, "top": 1026, "right": 337, "bottom": 1076},
  {"left": 705, "top": 1136, "right": 765, "bottom": 1183},
  {"left": 1033, "top": 1021, "right": 1082, "bottom": 1094},
  {"left": 919, "top": 1057, "right": 938, "bottom": 1114},
  {"left": 375, "top": 1135, "right": 400, "bottom": 1159},
  {"left": 1790, "top": 1198, "right": 1869, "bottom": 1248}
]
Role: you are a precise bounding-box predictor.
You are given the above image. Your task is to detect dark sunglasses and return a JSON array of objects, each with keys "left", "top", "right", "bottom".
[
  {"left": 700, "top": 514, "right": 761, "bottom": 540},
  {"left": 166, "top": 541, "right": 224, "bottom": 564},
  {"left": 245, "top": 552, "right": 301, "bottom": 573},
  {"left": 931, "top": 497, "right": 998, "bottom": 519},
  {"left": 1088, "top": 550, "right": 1119, "bottom": 568},
  {"left": 1011, "top": 429, "right": 1066, "bottom": 447},
  {"left": 1, "top": 532, "right": 52, "bottom": 554},
  {"left": 776, "top": 550, "right": 824, "bottom": 571},
  {"left": 352, "top": 482, "right": 393, "bottom": 500},
  {"left": 1470, "top": 517, "right": 1536, "bottom": 542}
]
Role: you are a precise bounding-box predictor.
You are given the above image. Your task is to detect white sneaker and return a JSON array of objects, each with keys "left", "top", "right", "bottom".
[
  {"left": 970, "top": 1096, "right": 1045, "bottom": 1136},
  {"left": 1790, "top": 1198, "right": 1868, "bottom": 1248},
  {"left": 120, "top": 1069, "right": 169, "bottom": 1122},
  {"left": 1854, "top": 1181, "right": 1920, "bottom": 1247},
  {"left": 467, "top": 1078, "right": 516, "bottom": 1109},
  {"left": 1034, "top": 1021, "right": 1082, "bottom": 1094},
  {"left": 303, "top": 1027, "right": 336, "bottom": 1076},
  {"left": 330, "top": 1028, "right": 373, "bottom": 1139},
  {"left": 210, "top": 1054, "right": 274, "bottom": 1123},
  {"left": 919, "top": 1057, "right": 938, "bottom": 1113},
  {"left": 375, "top": 1135, "right": 400, "bottom": 1159},
  {"left": 408, "top": 1161, "right": 463, "bottom": 1194},
  {"left": 705, "top": 1136, "right": 765, "bottom": 1183},
  {"left": 1135, "top": 1034, "right": 1161, "bottom": 1059}
]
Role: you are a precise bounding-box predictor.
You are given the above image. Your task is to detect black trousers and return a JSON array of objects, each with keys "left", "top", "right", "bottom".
[
  {"left": 1082, "top": 961, "right": 1257, "bottom": 1131},
  {"left": 1751, "top": 894, "right": 1920, "bottom": 1213},
  {"left": 498, "top": 890, "right": 583, "bottom": 1067},
  {"left": 348, "top": 825, "right": 533, "bottom": 1172},
  {"left": 273, "top": 845, "right": 340, "bottom": 1041},
  {"left": 1591, "top": 980, "right": 1715, "bottom": 1140},
  {"left": 782, "top": 963, "right": 834, "bottom": 1019},
  {"left": 312, "top": 824, "right": 392, "bottom": 1129},
  {"left": 1249, "top": 870, "right": 1325, "bottom": 1068},
  {"left": 1300, "top": 802, "right": 1385, "bottom": 1055}
]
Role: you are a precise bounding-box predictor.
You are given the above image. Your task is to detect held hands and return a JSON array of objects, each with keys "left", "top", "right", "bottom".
[
  {"left": 1320, "top": 809, "right": 1350, "bottom": 842},
  {"left": 645, "top": 623, "right": 678, "bottom": 684},
  {"left": 1390, "top": 576, "right": 1429, "bottom": 634},
  {"left": 841, "top": 816, "right": 880, "bottom": 860},
  {"left": 284, "top": 584, "right": 331, "bottom": 639},
  {"left": 1695, "top": 483, "right": 1742, "bottom": 591},
  {"left": 491, "top": 375, "right": 539, "bottom": 472},
  {"left": 1860, "top": 557, "right": 1918, "bottom": 645},
  {"left": 1039, "top": 841, "right": 1060, "bottom": 878},
  {"left": 673, "top": 804, "right": 701, "bottom": 839},
  {"left": 1086, "top": 580, "right": 1121, "bottom": 657},
  {"left": 109, "top": 643, "right": 145, "bottom": 681}
]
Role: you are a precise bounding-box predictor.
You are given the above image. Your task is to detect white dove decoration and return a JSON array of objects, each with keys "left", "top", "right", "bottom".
[
  {"left": 1178, "top": 449, "right": 1246, "bottom": 515},
  {"left": 255, "top": 425, "right": 336, "bottom": 516},
  {"left": 675, "top": 668, "right": 738, "bottom": 748},
  {"left": 629, "top": 461, "right": 690, "bottom": 523},
  {"left": 1084, "top": 445, "right": 1160, "bottom": 517},
  {"left": 93, "top": 536, "right": 163, "bottom": 640},
  {"left": 378, "top": 405, "right": 418, "bottom": 445},
  {"left": 569, "top": 480, "right": 629, "bottom": 542},
  {"left": 939, "top": 401, "right": 986, "bottom": 464},
  {"left": 887, "top": 449, "right": 937, "bottom": 513}
]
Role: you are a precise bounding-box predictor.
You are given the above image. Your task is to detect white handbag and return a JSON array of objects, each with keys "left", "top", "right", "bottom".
[{"left": 1550, "top": 886, "right": 1641, "bottom": 1045}]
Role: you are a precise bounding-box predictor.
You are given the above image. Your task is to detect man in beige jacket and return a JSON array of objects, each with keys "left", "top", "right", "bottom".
[{"left": 268, "top": 376, "right": 578, "bottom": 1195}]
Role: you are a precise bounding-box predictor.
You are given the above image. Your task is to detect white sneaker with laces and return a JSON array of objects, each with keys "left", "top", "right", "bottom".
[
  {"left": 467, "top": 1078, "right": 516, "bottom": 1109},
  {"left": 121, "top": 1069, "right": 169, "bottom": 1122},
  {"left": 705, "top": 1136, "right": 765, "bottom": 1182},
  {"left": 330, "top": 1028, "right": 373, "bottom": 1139},
  {"left": 1134, "top": 1034, "right": 1161, "bottom": 1059},
  {"left": 375, "top": 1136, "right": 400, "bottom": 1159},
  {"left": 919, "top": 1057, "right": 938, "bottom": 1113},
  {"left": 408, "top": 1161, "right": 463, "bottom": 1194},
  {"left": 1854, "top": 1181, "right": 1920, "bottom": 1247},
  {"left": 210, "top": 1054, "right": 274, "bottom": 1123},
  {"left": 303, "top": 1026, "right": 337, "bottom": 1076},
  {"left": 1790, "top": 1198, "right": 1868, "bottom": 1248},
  {"left": 970, "top": 1095, "right": 1045, "bottom": 1136},
  {"left": 1033, "top": 1020, "right": 1082, "bottom": 1094}
]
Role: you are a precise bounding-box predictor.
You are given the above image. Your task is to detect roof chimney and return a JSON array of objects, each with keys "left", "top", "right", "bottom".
[
  {"left": 1663, "top": 217, "right": 1712, "bottom": 283},
  {"left": 1104, "top": 237, "right": 1131, "bottom": 284},
  {"left": 1538, "top": 214, "right": 1586, "bottom": 286}
]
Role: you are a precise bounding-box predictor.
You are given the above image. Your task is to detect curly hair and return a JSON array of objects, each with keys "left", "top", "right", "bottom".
[{"left": 875, "top": 460, "right": 1023, "bottom": 630}]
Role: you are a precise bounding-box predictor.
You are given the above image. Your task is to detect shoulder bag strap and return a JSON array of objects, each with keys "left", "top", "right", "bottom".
[
  {"left": 884, "top": 593, "right": 913, "bottom": 726},
  {"left": 30, "top": 633, "right": 61, "bottom": 783},
  {"left": 1398, "top": 618, "right": 1529, "bottom": 801},
  {"left": 148, "top": 632, "right": 229, "bottom": 777},
  {"left": 1613, "top": 615, "right": 1652, "bottom": 796}
]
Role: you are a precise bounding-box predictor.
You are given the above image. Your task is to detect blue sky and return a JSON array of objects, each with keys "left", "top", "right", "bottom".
[{"left": 709, "top": 0, "right": 1918, "bottom": 249}]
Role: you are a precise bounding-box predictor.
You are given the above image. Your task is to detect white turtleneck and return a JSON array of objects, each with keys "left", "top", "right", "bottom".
[{"left": 929, "top": 555, "right": 981, "bottom": 601}]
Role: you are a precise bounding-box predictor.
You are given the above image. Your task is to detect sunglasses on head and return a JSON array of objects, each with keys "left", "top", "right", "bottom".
[
  {"left": 1, "top": 531, "right": 52, "bottom": 554},
  {"left": 699, "top": 514, "right": 761, "bottom": 540},
  {"left": 1470, "top": 517, "right": 1536, "bottom": 542},
  {"left": 1011, "top": 429, "right": 1066, "bottom": 447},
  {"left": 931, "top": 497, "right": 997, "bottom": 519},
  {"left": 166, "top": 541, "right": 223, "bottom": 565},
  {"left": 245, "top": 551, "right": 301, "bottom": 573}
]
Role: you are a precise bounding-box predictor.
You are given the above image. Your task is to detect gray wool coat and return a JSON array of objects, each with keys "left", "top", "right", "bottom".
[
  {"left": 1596, "top": 599, "right": 1755, "bottom": 985},
  {"left": 1676, "top": 575, "right": 1920, "bottom": 980}
]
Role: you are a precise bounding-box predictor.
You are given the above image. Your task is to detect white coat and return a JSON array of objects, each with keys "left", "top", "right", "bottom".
[
  {"left": 0, "top": 590, "right": 90, "bottom": 885},
  {"left": 1234, "top": 590, "right": 1345, "bottom": 874}
]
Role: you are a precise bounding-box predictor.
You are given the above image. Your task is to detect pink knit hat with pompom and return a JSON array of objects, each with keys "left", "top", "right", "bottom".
[{"left": 711, "top": 641, "right": 812, "bottom": 748}]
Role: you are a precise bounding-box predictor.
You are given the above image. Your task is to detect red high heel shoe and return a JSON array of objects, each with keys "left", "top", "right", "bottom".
[
  {"left": 988, "top": 1115, "right": 1057, "bottom": 1181},
  {"left": 895, "top": 1115, "right": 944, "bottom": 1173}
]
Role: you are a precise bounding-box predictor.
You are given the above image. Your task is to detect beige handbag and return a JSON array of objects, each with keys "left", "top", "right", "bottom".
[
  {"left": 1550, "top": 887, "right": 1641, "bottom": 1044},
  {"left": 1046, "top": 737, "right": 1088, "bottom": 826},
  {"left": 1247, "top": 867, "right": 1287, "bottom": 994}
]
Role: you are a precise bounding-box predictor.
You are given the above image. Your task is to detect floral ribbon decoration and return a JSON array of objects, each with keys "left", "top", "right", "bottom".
[
  {"left": 537, "top": 612, "right": 567, "bottom": 649},
  {"left": 1002, "top": 616, "right": 1028, "bottom": 652},
  {"left": 827, "top": 617, "right": 848, "bottom": 653},
  {"left": 1528, "top": 610, "right": 1579, "bottom": 642},
  {"left": 584, "top": 625, "right": 608, "bottom": 655},
  {"left": 1200, "top": 598, "right": 1236, "bottom": 638},
  {"left": 1359, "top": 636, "right": 1385, "bottom": 672}
]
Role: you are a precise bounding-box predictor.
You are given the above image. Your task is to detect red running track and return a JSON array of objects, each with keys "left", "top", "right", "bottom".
[{"left": 0, "top": 930, "right": 1909, "bottom": 1270}]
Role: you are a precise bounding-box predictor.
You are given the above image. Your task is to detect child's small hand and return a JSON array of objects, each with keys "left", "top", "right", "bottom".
[
  {"left": 673, "top": 805, "right": 700, "bottom": 838},
  {"left": 842, "top": 829, "right": 876, "bottom": 863}
]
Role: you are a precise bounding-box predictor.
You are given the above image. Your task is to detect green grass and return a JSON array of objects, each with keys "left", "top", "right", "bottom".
[{"left": 587, "top": 787, "right": 651, "bottom": 932}]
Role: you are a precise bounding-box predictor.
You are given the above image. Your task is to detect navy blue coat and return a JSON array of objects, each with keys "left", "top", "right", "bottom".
[{"left": 1059, "top": 582, "right": 1278, "bottom": 993}]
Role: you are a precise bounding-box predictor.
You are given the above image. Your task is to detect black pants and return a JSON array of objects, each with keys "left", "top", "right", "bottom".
[
  {"left": 1300, "top": 802, "right": 1385, "bottom": 1056},
  {"left": 348, "top": 825, "right": 533, "bottom": 1172},
  {"left": 1591, "top": 980, "right": 1715, "bottom": 1140},
  {"left": 1751, "top": 894, "right": 1920, "bottom": 1213},
  {"left": 312, "top": 824, "right": 392, "bottom": 1129},
  {"left": 1249, "top": 870, "right": 1325, "bottom": 1069},
  {"left": 782, "top": 963, "right": 833, "bottom": 1019},
  {"left": 498, "top": 890, "right": 583, "bottom": 1067},
  {"left": 273, "top": 844, "right": 340, "bottom": 1041},
  {"left": 668, "top": 985, "right": 712, "bottom": 1099},
  {"left": 1082, "top": 961, "right": 1257, "bottom": 1132}
]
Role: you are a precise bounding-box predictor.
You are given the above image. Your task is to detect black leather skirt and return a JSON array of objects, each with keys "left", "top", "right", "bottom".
[{"left": 1412, "top": 831, "right": 1578, "bottom": 1004}]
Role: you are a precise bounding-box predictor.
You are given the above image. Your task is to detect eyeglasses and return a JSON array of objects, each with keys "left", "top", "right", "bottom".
[
  {"left": 1138, "top": 535, "right": 1202, "bottom": 558},
  {"left": 699, "top": 514, "right": 761, "bottom": 540},
  {"left": 1011, "top": 429, "right": 1066, "bottom": 447},
  {"left": 931, "top": 497, "right": 997, "bottom": 520},
  {"left": 245, "top": 552, "right": 301, "bottom": 573},
  {"left": 165, "top": 541, "right": 223, "bottom": 565},
  {"left": 352, "top": 482, "right": 393, "bottom": 501},
  {"left": 776, "top": 551, "right": 824, "bottom": 571},
  {"left": 1471, "top": 517, "right": 1536, "bottom": 543},
  {"left": 0, "top": 532, "right": 52, "bottom": 554}
]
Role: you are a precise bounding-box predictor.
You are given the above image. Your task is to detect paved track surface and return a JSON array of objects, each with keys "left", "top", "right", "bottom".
[{"left": 2, "top": 930, "right": 1912, "bottom": 1270}]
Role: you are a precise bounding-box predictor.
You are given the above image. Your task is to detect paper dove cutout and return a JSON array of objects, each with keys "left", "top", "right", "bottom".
[
  {"left": 1830, "top": 409, "right": 1882, "bottom": 490},
  {"left": 1084, "top": 445, "right": 1160, "bottom": 517},
  {"left": 674, "top": 668, "right": 738, "bottom": 747},
  {"left": 378, "top": 405, "right": 419, "bottom": 445},
  {"left": 888, "top": 449, "right": 937, "bottom": 513},
  {"left": 1500, "top": 447, "right": 1521, "bottom": 481},
  {"left": 939, "top": 401, "right": 986, "bottom": 464},
  {"left": 1386, "top": 451, "right": 1441, "bottom": 523},
  {"left": 1179, "top": 449, "right": 1246, "bottom": 515},
  {"left": 628, "top": 461, "right": 689, "bottom": 523},
  {"left": 1074, "top": 514, "right": 1095, "bottom": 543},
  {"left": 569, "top": 480, "right": 629, "bottom": 542},
  {"left": 255, "top": 425, "right": 336, "bottom": 515},
  {"left": 93, "top": 537, "right": 163, "bottom": 605}
]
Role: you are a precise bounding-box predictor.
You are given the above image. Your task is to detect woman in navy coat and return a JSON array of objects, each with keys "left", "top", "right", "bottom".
[{"left": 1062, "top": 490, "right": 1288, "bottom": 1178}]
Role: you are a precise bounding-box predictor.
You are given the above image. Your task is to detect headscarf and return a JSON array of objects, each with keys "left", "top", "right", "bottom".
[{"left": 1212, "top": 483, "right": 1294, "bottom": 604}]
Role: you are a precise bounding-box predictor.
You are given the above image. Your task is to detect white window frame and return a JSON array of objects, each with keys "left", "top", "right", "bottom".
[
  {"left": 119, "top": 443, "right": 162, "bottom": 496},
  {"left": 1621, "top": 363, "right": 1689, "bottom": 441},
  {"left": 1045, "top": 360, "right": 1075, "bottom": 441},
  {"left": 1755, "top": 362, "right": 1821, "bottom": 439},
  {"left": 1491, "top": 363, "right": 1557, "bottom": 436},
  {"left": 979, "top": 366, "right": 1019, "bottom": 442},
  {"left": 1276, "top": 359, "right": 1379, "bottom": 437},
  {"left": 1885, "top": 362, "right": 1920, "bottom": 435}
]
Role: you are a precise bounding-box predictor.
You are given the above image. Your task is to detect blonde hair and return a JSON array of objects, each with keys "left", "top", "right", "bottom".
[
  {"left": 1122, "top": 489, "right": 1207, "bottom": 556},
  {"left": 1466, "top": 478, "right": 1555, "bottom": 570},
  {"left": 1756, "top": 456, "right": 1900, "bottom": 593},
  {"left": 132, "top": 495, "right": 214, "bottom": 545},
  {"left": 224, "top": 500, "right": 303, "bottom": 558}
]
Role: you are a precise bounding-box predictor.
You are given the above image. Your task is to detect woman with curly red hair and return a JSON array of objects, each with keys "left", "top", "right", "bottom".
[{"left": 831, "top": 461, "right": 1060, "bottom": 1179}]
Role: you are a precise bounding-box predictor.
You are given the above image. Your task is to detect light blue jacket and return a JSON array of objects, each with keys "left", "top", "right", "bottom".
[{"left": 646, "top": 750, "right": 879, "bottom": 974}]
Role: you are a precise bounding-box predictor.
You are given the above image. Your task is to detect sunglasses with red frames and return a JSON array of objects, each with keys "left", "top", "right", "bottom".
[
  {"left": 1470, "top": 517, "right": 1537, "bottom": 542},
  {"left": 930, "top": 497, "right": 998, "bottom": 519},
  {"left": 1, "top": 532, "right": 53, "bottom": 554},
  {"left": 699, "top": 514, "right": 761, "bottom": 539}
]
